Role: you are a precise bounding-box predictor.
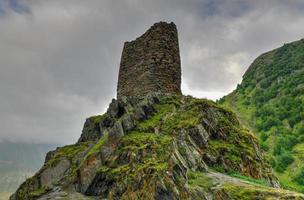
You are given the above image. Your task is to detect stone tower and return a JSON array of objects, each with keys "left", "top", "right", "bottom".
[{"left": 117, "top": 22, "right": 182, "bottom": 98}]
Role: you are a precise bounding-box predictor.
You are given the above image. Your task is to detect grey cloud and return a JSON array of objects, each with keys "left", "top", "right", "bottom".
[{"left": 0, "top": 0, "right": 304, "bottom": 144}]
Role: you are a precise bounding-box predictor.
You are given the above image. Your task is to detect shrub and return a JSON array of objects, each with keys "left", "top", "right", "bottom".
[
  {"left": 293, "top": 168, "right": 304, "bottom": 185},
  {"left": 275, "top": 153, "right": 294, "bottom": 173}
]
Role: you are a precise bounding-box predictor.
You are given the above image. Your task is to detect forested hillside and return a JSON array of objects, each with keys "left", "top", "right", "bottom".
[{"left": 220, "top": 39, "right": 304, "bottom": 192}]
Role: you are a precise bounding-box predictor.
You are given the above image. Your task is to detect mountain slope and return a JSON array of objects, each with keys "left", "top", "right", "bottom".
[
  {"left": 220, "top": 39, "right": 304, "bottom": 192},
  {"left": 11, "top": 94, "right": 304, "bottom": 200}
]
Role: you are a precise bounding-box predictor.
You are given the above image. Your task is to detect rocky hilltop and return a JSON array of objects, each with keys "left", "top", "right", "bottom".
[{"left": 11, "top": 22, "right": 304, "bottom": 200}]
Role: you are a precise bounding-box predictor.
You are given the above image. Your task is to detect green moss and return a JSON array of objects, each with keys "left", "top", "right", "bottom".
[
  {"left": 187, "top": 171, "right": 214, "bottom": 191},
  {"left": 29, "top": 187, "right": 49, "bottom": 198},
  {"left": 85, "top": 133, "right": 108, "bottom": 159},
  {"left": 98, "top": 165, "right": 111, "bottom": 173},
  {"left": 89, "top": 114, "right": 107, "bottom": 125},
  {"left": 47, "top": 142, "right": 90, "bottom": 167},
  {"left": 121, "top": 131, "right": 172, "bottom": 152},
  {"left": 162, "top": 103, "right": 200, "bottom": 133},
  {"left": 220, "top": 184, "right": 267, "bottom": 200},
  {"left": 96, "top": 130, "right": 173, "bottom": 185},
  {"left": 138, "top": 104, "right": 174, "bottom": 131},
  {"left": 15, "top": 177, "right": 48, "bottom": 200},
  {"left": 207, "top": 129, "right": 259, "bottom": 175}
]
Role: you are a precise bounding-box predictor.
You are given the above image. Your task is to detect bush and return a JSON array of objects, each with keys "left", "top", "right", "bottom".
[
  {"left": 260, "top": 142, "right": 269, "bottom": 151},
  {"left": 293, "top": 168, "right": 304, "bottom": 185},
  {"left": 275, "top": 153, "right": 294, "bottom": 173},
  {"left": 260, "top": 131, "right": 268, "bottom": 142}
]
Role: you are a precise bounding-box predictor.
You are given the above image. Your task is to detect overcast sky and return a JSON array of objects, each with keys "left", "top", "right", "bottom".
[{"left": 1, "top": 0, "right": 304, "bottom": 144}]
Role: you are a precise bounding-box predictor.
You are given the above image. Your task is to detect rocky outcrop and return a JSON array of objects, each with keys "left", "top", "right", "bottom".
[
  {"left": 40, "top": 158, "right": 70, "bottom": 188},
  {"left": 11, "top": 94, "right": 289, "bottom": 200}
]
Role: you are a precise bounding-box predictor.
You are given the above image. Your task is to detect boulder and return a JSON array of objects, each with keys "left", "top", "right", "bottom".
[{"left": 40, "top": 158, "right": 71, "bottom": 188}]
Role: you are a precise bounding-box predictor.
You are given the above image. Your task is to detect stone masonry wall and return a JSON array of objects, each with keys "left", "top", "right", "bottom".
[{"left": 117, "top": 22, "right": 182, "bottom": 98}]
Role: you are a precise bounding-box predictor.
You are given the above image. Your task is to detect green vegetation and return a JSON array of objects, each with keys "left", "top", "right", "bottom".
[
  {"left": 90, "top": 115, "right": 103, "bottom": 124},
  {"left": 294, "top": 168, "right": 304, "bottom": 185},
  {"left": 28, "top": 187, "right": 48, "bottom": 198},
  {"left": 92, "top": 95, "right": 268, "bottom": 194},
  {"left": 228, "top": 172, "right": 268, "bottom": 186},
  {"left": 137, "top": 103, "right": 175, "bottom": 131},
  {"left": 188, "top": 171, "right": 303, "bottom": 199},
  {"left": 220, "top": 183, "right": 303, "bottom": 200},
  {"left": 275, "top": 153, "right": 294, "bottom": 173},
  {"left": 97, "top": 131, "right": 173, "bottom": 185},
  {"left": 187, "top": 171, "right": 214, "bottom": 191},
  {"left": 220, "top": 39, "right": 304, "bottom": 192},
  {"left": 85, "top": 133, "right": 108, "bottom": 159},
  {"left": 14, "top": 176, "right": 46, "bottom": 200},
  {"left": 47, "top": 142, "right": 90, "bottom": 167}
]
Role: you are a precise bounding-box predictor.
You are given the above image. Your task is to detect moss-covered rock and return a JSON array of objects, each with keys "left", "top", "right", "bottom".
[{"left": 11, "top": 94, "right": 302, "bottom": 200}]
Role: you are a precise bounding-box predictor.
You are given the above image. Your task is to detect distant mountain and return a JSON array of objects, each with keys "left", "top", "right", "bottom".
[
  {"left": 0, "top": 142, "right": 57, "bottom": 199},
  {"left": 220, "top": 39, "right": 304, "bottom": 192}
]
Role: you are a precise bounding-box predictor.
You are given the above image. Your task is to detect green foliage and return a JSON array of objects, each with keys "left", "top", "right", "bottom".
[
  {"left": 228, "top": 172, "right": 269, "bottom": 186},
  {"left": 260, "top": 141, "right": 269, "bottom": 151},
  {"left": 293, "top": 168, "right": 304, "bottom": 185},
  {"left": 220, "top": 39, "right": 304, "bottom": 192},
  {"left": 47, "top": 142, "right": 90, "bottom": 167}
]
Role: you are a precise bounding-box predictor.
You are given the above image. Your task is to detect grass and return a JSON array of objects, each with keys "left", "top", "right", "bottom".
[
  {"left": 220, "top": 180, "right": 304, "bottom": 200},
  {"left": 96, "top": 130, "right": 173, "bottom": 185},
  {"left": 47, "top": 142, "right": 90, "bottom": 167},
  {"left": 187, "top": 171, "right": 214, "bottom": 191},
  {"left": 120, "top": 131, "right": 172, "bottom": 152},
  {"left": 228, "top": 172, "right": 269, "bottom": 186},
  {"left": 137, "top": 103, "right": 174, "bottom": 131},
  {"left": 85, "top": 133, "right": 108, "bottom": 159},
  {"left": 88, "top": 114, "right": 109, "bottom": 125},
  {"left": 221, "top": 183, "right": 278, "bottom": 200}
]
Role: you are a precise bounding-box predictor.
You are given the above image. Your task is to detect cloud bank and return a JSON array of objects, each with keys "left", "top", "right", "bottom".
[{"left": 0, "top": 0, "right": 304, "bottom": 144}]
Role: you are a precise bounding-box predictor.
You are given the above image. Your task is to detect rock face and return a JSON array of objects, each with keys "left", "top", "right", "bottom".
[
  {"left": 11, "top": 94, "right": 293, "bottom": 200},
  {"left": 117, "top": 22, "right": 181, "bottom": 99}
]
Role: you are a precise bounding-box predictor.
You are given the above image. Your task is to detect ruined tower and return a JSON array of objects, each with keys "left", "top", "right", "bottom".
[{"left": 117, "top": 22, "right": 182, "bottom": 98}]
